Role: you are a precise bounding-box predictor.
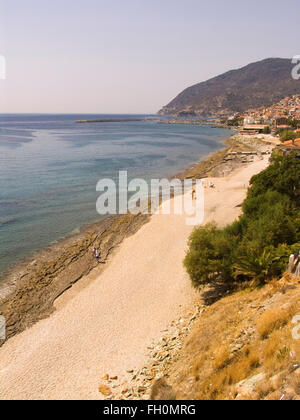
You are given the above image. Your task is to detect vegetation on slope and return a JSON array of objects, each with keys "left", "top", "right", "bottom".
[
  {"left": 184, "top": 153, "right": 300, "bottom": 287},
  {"left": 162, "top": 275, "right": 300, "bottom": 400},
  {"left": 276, "top": 128, "right": 299, "bottom": 142}
]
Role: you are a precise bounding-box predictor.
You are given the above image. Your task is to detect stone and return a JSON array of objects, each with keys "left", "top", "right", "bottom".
[
  {"left": 190, "top": 313, "right": 197, "bottom": 322},
  {"left": 294, "top": 367, "right": 300, "bottom": 377},
  {"left": 235, "top": 373, "right": 265, "bottom": 395},
  {"left": 98, "top": 384, "right": 112, "bottom": 396}
]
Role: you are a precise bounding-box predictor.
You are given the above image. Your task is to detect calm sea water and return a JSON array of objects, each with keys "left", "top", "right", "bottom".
[{"left": 0, "top": 114, "right": 231, "bottom": 275}]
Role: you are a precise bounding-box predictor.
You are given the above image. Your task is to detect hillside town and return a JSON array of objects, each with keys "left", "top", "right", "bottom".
[
  {"left": 227, "top": 94, "right": 300, "bottom": 131},
  {"left": 225, "top": 95, "right": 300, "bottom": 157}
]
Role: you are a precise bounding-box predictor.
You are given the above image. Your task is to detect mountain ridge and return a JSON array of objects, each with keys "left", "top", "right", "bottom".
[{"left": 158, "top": 58, "right": 300, "bottom": 117}]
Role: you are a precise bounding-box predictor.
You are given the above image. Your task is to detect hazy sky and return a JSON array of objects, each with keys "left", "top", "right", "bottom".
[{"left": 0, "top": 0, "right": 299, "bottom": 114}]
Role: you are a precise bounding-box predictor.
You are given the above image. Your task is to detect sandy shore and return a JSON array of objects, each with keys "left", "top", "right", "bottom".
[
  {"left": 0, "top": 132, "right": 276, "bottom": 346},
  {"left": 0, "top": 154, "right": 270, "bottom": 400}
]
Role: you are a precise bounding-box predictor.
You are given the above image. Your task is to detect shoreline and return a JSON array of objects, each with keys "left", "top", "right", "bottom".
[
  {"left": 0, "top": 131, "right": 279, "bottom": 346},
  {"left": 0, "top": 125, "right": 232, "bottom": 283},
  {"left": 0, "top": 144, "right": 275, "bottom": 400},
  {"left": 177, "top": 132, "right": 277, "bottom": 180},
  {"left": 0, "top": 213, "right": 149, "bottom": 344}
]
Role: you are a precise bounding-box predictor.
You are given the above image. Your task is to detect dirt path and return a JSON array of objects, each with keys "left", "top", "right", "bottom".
[{"left": 0, "top": 157, "right": 269, "bottom": 400}]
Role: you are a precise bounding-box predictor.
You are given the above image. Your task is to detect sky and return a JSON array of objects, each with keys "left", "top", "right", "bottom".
[{"left": 0, "top": 0, "right": 299, "bottom": 114}]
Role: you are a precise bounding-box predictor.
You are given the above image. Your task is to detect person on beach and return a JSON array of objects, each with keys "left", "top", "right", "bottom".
[
  {"left": 93, "top": 247, "right": 100, "bottom": 263},
  {"left": 192, "top": 188, "right": 196, "bottom": 201}
]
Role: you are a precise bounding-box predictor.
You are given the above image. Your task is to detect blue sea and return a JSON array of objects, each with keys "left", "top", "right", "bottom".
[{"left": 0, "top": 114, "right": 232, "bottom": 276}]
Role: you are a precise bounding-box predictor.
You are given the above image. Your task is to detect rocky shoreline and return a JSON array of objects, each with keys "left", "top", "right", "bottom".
[
  {"left": 0, "top": 132, "right": 278, "bottom": 348},
  {"left": 157, "top": 118, "right": 232, "bottom": 130},
  {"left": 0, "top": 213, "right": 149, "bottom": 345},
  {"left": 177, "top": 133, "right": 276, "bottom": 180}
]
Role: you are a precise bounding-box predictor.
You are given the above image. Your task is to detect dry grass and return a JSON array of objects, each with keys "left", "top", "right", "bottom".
[
  {"left": 213, "top": 347, "right": 232, "bottom": 371},
  {"left": 255, "top": 382, "right": 276, "bottom": 400},
  {"left": 197, "top": 346, "right": 260, "bottom": 400},
  {"left": 163, "top": 279, "right": 300, "bottom": 400},
  {"left": 256, "top": 307, "right": 296, "bottom": 340}
]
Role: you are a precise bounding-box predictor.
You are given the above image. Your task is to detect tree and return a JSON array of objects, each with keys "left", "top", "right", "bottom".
[
  {"left": 248, "top": 153, "right": 300, "bottom": 205},
  {"left": 184, "top": 153, "right": 300, "bottom": 288},
  {"left": 279, "top": 129, "right": 298, "bottom": 142},
  {"left": 289, "top": 119, "right": 299, "bottom": 129},
  {"left": 263, "top": 126, "right": 271, "bottom": 134}
]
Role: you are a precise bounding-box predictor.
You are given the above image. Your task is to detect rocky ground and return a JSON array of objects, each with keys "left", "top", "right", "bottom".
[
  {"left": 156, "top": 276, "right": 300, "bottom": 401},
  {"left": 97, "top": 272, "right": 300, "bottom": 401},
  {"left": 179, "top": 133, "right": 276, "bottom": 180},
  {"left": 97, "top": 303, "right": 206, "bottom": 400}
]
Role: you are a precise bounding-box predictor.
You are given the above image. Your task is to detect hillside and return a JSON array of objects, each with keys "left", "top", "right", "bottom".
[
  {"left": 151, "top": 274, "right": 300, "bottom": 400},
  {"left": 158, "top": 58, "right": 300, "bottom": 117},
  {"left": 148, "top": 148, "right": 300, "bottom": 401}
]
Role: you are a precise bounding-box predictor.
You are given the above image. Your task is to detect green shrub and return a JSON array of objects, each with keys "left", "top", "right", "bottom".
[
  {"left": 184, "top": 153, "right": 300, "bottom": 288},
  {"left": 279, "top": 130, "right": 298, "bottom": 142},
  {"left": 233, "top": 247, "right": 287, "bottom": 284},
  {"left": 241, "top": 191, "right": 297, "bottom": 248},
  {"left": 289, "top": 119, "right": 299, "bottom": 129},
  {"left": 248, "top": 153, "right": 300, "bottom": 206},
  {"left": 183, "top": 223, "right": 238, "bottom": 287}
]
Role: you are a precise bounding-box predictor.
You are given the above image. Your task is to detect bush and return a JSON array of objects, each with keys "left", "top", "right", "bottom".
[
  {"left": 183, "top": 223, "right": 238, "bottom": 287},
  {"left": 227, "top": 118, "right": 243, "bottom": 127},
  {"left": 241, "top": 191, "right": 297, "bottom": 248},
  {"left": 278, "top": 130, "right": 298, "bottom": 142},
  {"left": 184, "top": 153, "right": 300, "bottom": 288},
  {"left": 289, "top": 119, "right": 299, "bottom": 129},
  {"left": 248, "top": 153, "right": 300, "bottom": 206},
  {"left": 233, "top": 247, "right": 287, "bottom": 284}
]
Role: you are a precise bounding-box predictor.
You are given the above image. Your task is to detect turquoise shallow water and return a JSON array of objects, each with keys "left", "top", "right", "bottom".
[{"left": 0, "top": 114, "right": 232, "bottom": 275}]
